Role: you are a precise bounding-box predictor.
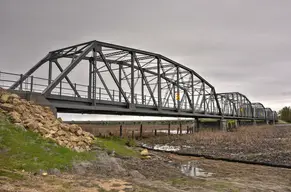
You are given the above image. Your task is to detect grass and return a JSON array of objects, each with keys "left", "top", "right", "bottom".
[
  {"left": 0, "top": 115, "right": 96, "bottom": 174},
  {"left": 278, "top": 119, "right": 288, "bottom": 124},
  {"left": 94, "top": 136, "right": 139, "bottom": 157}
]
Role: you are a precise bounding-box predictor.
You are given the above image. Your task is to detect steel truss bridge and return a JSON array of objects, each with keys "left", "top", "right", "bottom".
[{"left": 0, "top": 40, "right": 277, "bottom": 122}]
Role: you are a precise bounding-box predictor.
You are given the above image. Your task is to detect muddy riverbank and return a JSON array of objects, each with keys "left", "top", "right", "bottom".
[
  {"left": 141, "top": 125, "right": 291, "bottom": 167},
  {"left": 1, "top": 147, "right": 291, "bottom": 192}
]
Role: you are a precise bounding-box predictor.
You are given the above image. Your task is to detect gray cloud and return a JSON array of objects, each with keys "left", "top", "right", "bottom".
[{"left": 1, "top": 0, "right": 291, "bottom": 114}]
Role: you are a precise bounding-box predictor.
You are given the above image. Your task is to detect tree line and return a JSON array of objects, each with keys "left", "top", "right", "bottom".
[{"left": 279, "top": 106, "right": 291, "bottom": 122}]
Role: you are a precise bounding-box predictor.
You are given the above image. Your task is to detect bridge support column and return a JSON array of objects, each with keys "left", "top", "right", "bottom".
[
  {"left": 220, "top": 118, "right": 227, "bottom": 132},
  {"left": 252, "top": 120, "right": 257, "bottom": 126},
  {"left": 193, "top": 118, "right": 200, "bottom": 132},
  {"left": 234, "top": 120, "right": 238, "bottom": 128}
]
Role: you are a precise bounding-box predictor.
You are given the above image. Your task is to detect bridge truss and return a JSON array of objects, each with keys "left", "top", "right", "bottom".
[{"left": 1, "top": 40, "right": 277, "bottom": 122}]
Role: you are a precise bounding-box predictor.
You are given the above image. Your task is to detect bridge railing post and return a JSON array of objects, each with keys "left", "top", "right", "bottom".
[
  {"left": 59, "top": 81, "right": 62, "bottom": 96},
  {"left": 19, "top": 74, "right": 23, "bottom": 91},
  {"left": 30, "top": 76, "right": 34, "bottom": 92},
  {"left": 99, "top": 87, "right": 101, "bottom": 100}
]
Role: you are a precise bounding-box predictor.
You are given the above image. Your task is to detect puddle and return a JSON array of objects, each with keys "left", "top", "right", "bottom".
[
  {"left": 157, "top": 130, "right": 189, "bottom": 134},
  {"left": 180, "top": 161, "right": 213, "bottom": 177},
  {"left": 153, "top": 144, "right": 181, "bottom": 151},
  {"left": 142, "top": 143, "right": 181, "bottom": 152}
]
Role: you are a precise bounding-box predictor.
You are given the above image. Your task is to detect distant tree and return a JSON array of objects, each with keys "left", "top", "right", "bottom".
[{"left": 279, "top": 106, "right": 291, "bottom": 122}]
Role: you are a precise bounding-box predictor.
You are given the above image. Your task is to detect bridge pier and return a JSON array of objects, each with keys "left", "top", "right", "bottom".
[
  {"left": 234, "top": 120, "right": 238, "bottom": 128},
  {"left": 220, "top": 118, "right": 227, "bottom": 132},
  {"left": 252, "top": 120, "right": 257, "bottom": 126},
  {"left": 193, "top": 118, "right": 200, "bottom": 132}
]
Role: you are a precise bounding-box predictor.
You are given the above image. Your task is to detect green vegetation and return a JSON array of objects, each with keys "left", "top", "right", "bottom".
[
  {"left": 0, "top": 116, "right": 96, "bottom": 174},
  {"left": 279, "top": 106, "right": 291, "bottom": 123},
  {"left": 94, "top": 137, "right": 139, "bottom": 157}
]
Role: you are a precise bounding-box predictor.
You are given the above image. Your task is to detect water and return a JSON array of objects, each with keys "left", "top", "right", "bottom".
[
  {"left": 180, "top": 161, "right": 213, "bottom": 177},
  {"left": 141, "top": 143, "right": 181, "bottom": 152}
]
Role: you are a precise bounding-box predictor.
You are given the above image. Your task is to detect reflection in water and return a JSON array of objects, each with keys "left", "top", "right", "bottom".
[{"left": 180, "top": 161, "right": 213, "bottom": 177}]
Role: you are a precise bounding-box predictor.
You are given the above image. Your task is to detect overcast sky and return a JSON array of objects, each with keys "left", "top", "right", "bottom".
[{"left": 1, "top": 0, "right": 290, "bottom": 120}]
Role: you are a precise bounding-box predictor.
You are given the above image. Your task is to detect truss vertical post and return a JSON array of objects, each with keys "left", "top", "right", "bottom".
[
  {"left": 88, "top": 60, "right": 92, "bottom": 99},
  {"left": 30, "top": 76, "right": 34, "bottom": 92},
  {"left": 59, "top": 80, "right": 62, "bottom": 95},
  {"left": 48, "top": 61, "right": 52, "bottom": 85},
  {"left": 119, "top": 64, "right": 122, "bottom": 102},
  {"left": 203, "top": 81, "right": 206, "bottom": 114},
  {"left": 19, "top": 74, "right": 23, "bottom": 90},
  {"left": 141, "top": 78, "right": 144, "bottom": 105},
  {"left": 157, "top": 57, "right": 161, "bottom": 110},
  {"left": 191, "top": 73, "right": 195, "bottom": 113},
  {"left": 176, "top": 66, "right": 180, "bottom": 111},
  {"left": 92, "top": 49, "right": 97, "bottom": 105},
  {"left": 131, "top": 53, "right": 135, "bottom": 105}
]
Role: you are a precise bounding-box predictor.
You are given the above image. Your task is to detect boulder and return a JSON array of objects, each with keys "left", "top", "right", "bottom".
[
  {"left": 9, "top": 94, "right": 20, "bottom": 99},
  {"left": 0, "top": 90, "right": 95, "bottom": 152},
  {"left": 140, "top": 149, "right": 149, "bottom": 156},
  {"left": 0, "top": 103, "right": 14, "bottom": 112},
  {"left": 9, "top": 111, "right": 22, "bottom": 123},
  {"left": 0, "top": 94, "right": 10, "bottom": 103}
]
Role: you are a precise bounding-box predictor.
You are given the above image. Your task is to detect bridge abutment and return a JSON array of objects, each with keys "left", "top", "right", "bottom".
[{"left": 7, "top": 90, "right": 57, "bottom": 118}]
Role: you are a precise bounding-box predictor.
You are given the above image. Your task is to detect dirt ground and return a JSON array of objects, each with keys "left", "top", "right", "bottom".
[
  {"left": 142, "top": 125, "right": 291, "bottom": 166},
  {"left": 1, "top": 148, "right": 291, "bottom": 192}
]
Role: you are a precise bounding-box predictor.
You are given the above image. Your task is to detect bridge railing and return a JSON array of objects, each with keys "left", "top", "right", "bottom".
[
  {"left": 0, "top": 71, "right": 278, "bottom": 120},
  {"left": 0, "top": 71, "right": 202, "bottom": 111}
]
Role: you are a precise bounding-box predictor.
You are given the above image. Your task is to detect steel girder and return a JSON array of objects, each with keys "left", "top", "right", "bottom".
[
  {"left": 8, "top": 40, "right": 276, "bottom": 120},
  {"left": 9, "top": 40, "right": 221, "bottom": 117},
  {"left": 251, "top": 103, "right": 266, "bottom": 120},
  {"left": 217, "top": 92, "right": 253, "bottom": 118},
  {"left": 265, "top": 108, "right": 273, "bottom": 121}
]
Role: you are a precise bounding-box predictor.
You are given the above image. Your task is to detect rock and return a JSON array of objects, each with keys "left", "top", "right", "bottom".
[
  {"left": 60, "top": 124, "right": 70, "bottom": 131},
  {"left": 0, "top": 103, "right": 14, "bottom": 111},
  {"left": 140, "top": 149, "right": 149, "bottom": 156},
  {"left": 57, "top": 130, "right": 66, "bottom": 136},
  {"left": 76, "top": 129, "right": 82, "bottom": 136},
  {"left": 47, "top": 168, "right": 61, "bottom": 176},
  {"left": 70, "top": 136, "right": 79, "bottom": 142},
  {"left": 0, "top": 94, "right": 10, "bottom": 103},
  {"left": 129, "top": 170, "right": 146, "bottom": 179},
  {"left": 24, "top": 120, "right": 39, "bottom": 130},
  {"left": 57, "top": 117, "right": 63, "bottom": 122},
  {"left": 0, "top": 89, "right": 94, "bottom": 152},
  {"left": 9, "top": 111, "right": 21, "bottom": 123},
  {"left": 9, "top": 94, "right": 20, "bottom": 99},
  {"left": 11, "top": 98, "right": 22, "bottom": 105}
]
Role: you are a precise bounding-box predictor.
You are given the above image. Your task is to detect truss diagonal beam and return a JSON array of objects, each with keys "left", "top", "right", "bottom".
[
  {"left": 97, "top": 48, "right": 130, "bottom": 105},
  {"left": 43, "top": 42, "right": 96, "bottom": 95},
  {"left": 10, "top": 53, "right": 51, "bottom": 89},
  {"left": 133, "top": 53, "right": 158, "bottom": 108},
  {"left": 54, "top": 60, "right": 81, "bottom": 98}
]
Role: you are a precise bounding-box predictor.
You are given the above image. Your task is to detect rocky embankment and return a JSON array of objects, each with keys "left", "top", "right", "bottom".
[{"left": 0, "top": 89, "right": 94, "bottom": 152}]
